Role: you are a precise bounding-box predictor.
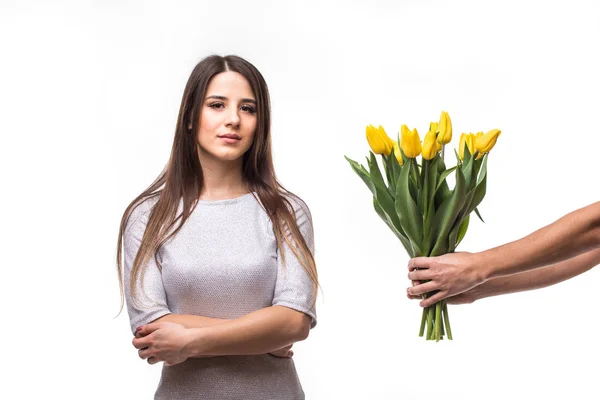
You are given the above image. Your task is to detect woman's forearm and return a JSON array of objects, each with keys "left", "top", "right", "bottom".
[
  {"left": 477, "top": 201, "right": 600, "bottom": 280},
  {"left": 473, "top": 247, "right": 600, "bottom": 300},
  {"left": 183, "top": 306, "right": 310, "bottom": 357},
  {"left": 154, "top": 313, "right": 230, "bottom": 328}
]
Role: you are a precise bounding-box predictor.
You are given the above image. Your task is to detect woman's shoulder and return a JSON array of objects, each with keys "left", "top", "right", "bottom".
[
  {"left": 281, "top": 191, "right": 312, "bottom": 220},
  {"left": 126, "top": 195, "right": 160, "bottom": 228}
]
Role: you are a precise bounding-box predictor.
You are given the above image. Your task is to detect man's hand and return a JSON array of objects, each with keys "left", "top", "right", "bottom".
[{"left": 407, "top": 252, "right": 485, "bottom": 307}]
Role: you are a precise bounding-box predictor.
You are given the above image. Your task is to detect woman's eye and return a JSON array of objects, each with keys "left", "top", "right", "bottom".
[
  {"left": 208, "top": 102, "right": 224, "bottom": 109},
  {"left": 241, "top": 105, "right": 257, "bottom": 114}
]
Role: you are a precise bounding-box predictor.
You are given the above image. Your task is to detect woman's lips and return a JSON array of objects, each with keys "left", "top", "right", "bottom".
[{"left": 220, "top": 137, "right": 240, "bottom": 144}]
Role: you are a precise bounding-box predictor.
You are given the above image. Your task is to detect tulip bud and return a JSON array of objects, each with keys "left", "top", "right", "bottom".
[
  {"left": 422, "top": 128, "right": 438, "bottom": 160},
  {"left": 475, "top": 129, "right": 501, "bottom": 154},
  {"left": 392, "top": 141, "right": 404, "bottom": 166},
  {"left": 366, "top": 124, "right": 392, "bottom": 156},
  {"left": 400, "top": 125, "right": 422, "bottom": 158},
  {"left": 436, "top": 111, "right": 452, "bottom": 145}
]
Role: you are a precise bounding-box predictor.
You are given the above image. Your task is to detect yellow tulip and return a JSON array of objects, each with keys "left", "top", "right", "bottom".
[
  {"left": 366, "top": 124, "right": 392, "bottom": 156},
  {"left": 436, "top": 111, "right": 452, "bottom": 145},
  {"left": 458, "top": 133, "right": 476, "bottom": 160},
  {"left": 475, "top": 129, "right": 501, "bottom": 154},
  {"left": 378, "top": 125, "right": 396, "bottom": 155},
  {"left": 392, "top": 141, "right": 404, "bottom": 166},
  {"left": 422, "top": 127, "right": 438, "bottom": 160},
  {"left": 430, "top": 123, "right": 442, "bottom": 152},
  {"left": 400, "top": 125, "right": 422, "bottom": 158}
]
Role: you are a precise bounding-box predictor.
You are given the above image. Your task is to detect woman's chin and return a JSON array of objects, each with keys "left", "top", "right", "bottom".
[{"left": 212, "top": 150, "right": 246, "bottom": 162}]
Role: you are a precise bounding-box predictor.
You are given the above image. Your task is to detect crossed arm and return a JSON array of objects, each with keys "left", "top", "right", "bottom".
[{"left": 133, "top": 306, "right": 311, "bottom": 365}]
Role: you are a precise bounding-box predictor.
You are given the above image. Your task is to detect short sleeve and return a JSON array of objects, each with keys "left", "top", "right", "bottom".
[
  {"left": 122, "top": 202, "right": 171, "bottom": 335},
  {"left": 272, "top": 196, "right": 318, "bottom": 329}
]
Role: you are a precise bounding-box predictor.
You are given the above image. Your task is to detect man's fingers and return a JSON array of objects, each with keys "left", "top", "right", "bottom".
[
  {"left": 408, "top": 257, "right": 433, "bottom": 271},
  {"left": 420, "top": 291, "right": 447, "bottom": 308},
  {"left": 408, "top": 269, "right": 434, "bottom": 281},
  {"left": 407, "top": 281, "right": 438, "bottom": 296},
  {"left": 406, "top": 292, "right": 421, "bottom": 300}
]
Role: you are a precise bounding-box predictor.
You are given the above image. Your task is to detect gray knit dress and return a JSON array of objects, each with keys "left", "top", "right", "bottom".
[{"left": 122, "top": 192, "right": 317, "bottom": 400}]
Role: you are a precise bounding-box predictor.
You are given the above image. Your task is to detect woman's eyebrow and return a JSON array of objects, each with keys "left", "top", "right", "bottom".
[{"left": 205, "top": 95, "right": 256, "bottom": 104}]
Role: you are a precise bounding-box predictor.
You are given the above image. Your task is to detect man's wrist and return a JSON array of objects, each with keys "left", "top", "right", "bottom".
[{"left": 471, "top": 251, "right": 493, "bottom": 283}]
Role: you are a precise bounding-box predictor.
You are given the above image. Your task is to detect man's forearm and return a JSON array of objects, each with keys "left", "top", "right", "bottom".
[
  {"left": 474, "top": 247, "right": 600, "bottom": 300},
  {"left": 183, "top": 306, "right": 311, "bottom": 357},
  {"left": 478, "top": 201, "right": 600, "bottom": 280}
]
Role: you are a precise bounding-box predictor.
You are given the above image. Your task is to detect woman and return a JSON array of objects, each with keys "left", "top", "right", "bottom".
[{"left": 116, "top": 55, "right": 318, "bottom": 400}]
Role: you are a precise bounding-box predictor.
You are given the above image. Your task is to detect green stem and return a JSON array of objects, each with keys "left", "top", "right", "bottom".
[
  {"left": 381, "top": 155, "right": 392, "bottom": 193},
  {"left": 419, "top": 307, "right": 427, "bottom": 337},
  {"left": 435, "top": 302, "right": 442, "bottom": 342},
  {"left": 422, "top": 159, "right": 429, "bottom": 220},
  {"left": 426, "top": 306, "right": 434, "bottom": 340},
  {"left": 411, "top": 158, "right": 420, "bottom": 190},
  {"left": 443, "top": 300, "right": 453, "bottom": 340},
  {"left": 440, "top": 306, "right": 445, "bottom": 336}
]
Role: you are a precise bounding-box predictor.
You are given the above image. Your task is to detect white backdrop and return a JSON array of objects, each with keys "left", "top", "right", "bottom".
[{"left": 2, "top": 0, "right": 599, "bottom": 399}]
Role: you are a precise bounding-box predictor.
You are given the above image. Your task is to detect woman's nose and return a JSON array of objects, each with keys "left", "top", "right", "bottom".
[{"left": 225, "top": 109, "right": 240, "bottom": 128}]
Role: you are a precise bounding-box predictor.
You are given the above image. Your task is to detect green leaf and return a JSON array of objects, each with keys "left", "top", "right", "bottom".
[
  {"left": 390, "top": 148, "right": 402, "bottom": 194},
  {"left": 474, "top": 207, "right": 485, "bottom": 223},
  {"left": 345, "top": 156, "right": 375, "bottom": 196},
  {"left": 463, "top": 141, "right": 472, "bottom": 165},
  {"left": 469, "top": 173, "right": 487, "bottom": 213},
  {"left": 430, "top": 166, "right": 467, "bottom": 256},
  {"left": 435, "top": 166, "right": 457, "bottom": 192},
  {"left": 461, "top": 154, "right": 475, "bottom": 190},
  {"left": 421, "top": 157, "right": 439, "bottom": 255},
  {"left": 383, "top": 154, "right": 396, "bottom": 196},
  {"left": 395, "top": 161, "right": 424, "bottom": 255},
  {"left": 453, "top": 148, "right": 461, "bottom": 164},
  {"left": 455, "top": 214, "right": 470, "bottom": 249},
  {"left": 370, "top": 173, "right": 409, "bottom": 249},
  {"left": 373, "top": 197, "right": 413, "bottom": 255},
  {"left": 477, "top": 153, "right": 488, "bottom": 186},
  {"left": 368, "top": 152, "right": 386, "bottom": 192},
  {"left": 434, "top": 157, "right": 452, "bottom": 210}
]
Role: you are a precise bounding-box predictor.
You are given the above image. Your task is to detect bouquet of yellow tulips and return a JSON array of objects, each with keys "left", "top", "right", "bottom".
[{"left": 345, "top": 111, "right": 501, "bottom": 341}]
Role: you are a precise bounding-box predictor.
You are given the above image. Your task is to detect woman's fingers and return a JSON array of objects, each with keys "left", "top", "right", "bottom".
[{"left": 147, "top": 356, "right": 160, "bottom": 365}]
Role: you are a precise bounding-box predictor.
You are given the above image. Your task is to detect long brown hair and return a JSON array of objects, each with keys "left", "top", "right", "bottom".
[{"left": 116, "top": 55, "right": 318, "bottom": 311}]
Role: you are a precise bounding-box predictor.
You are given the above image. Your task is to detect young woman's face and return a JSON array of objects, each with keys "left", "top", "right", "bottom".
[{"left": 196, "top": 71, "right": 257, "bottom": 163}]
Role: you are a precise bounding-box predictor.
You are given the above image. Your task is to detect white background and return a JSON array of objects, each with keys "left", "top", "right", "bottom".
[{"left": 2, "top": 0, "right": 599, "bottom": 399}]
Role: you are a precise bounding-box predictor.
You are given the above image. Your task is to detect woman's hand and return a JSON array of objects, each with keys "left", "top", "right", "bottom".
[
  {"left": 268, "top": 344, "right": 294, "bottom": 358},
  {"left": 132, "top": 322, "right": 192, "bottom": 366}
]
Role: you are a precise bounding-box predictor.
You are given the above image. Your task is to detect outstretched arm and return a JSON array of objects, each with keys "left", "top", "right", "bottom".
[
  {"left": 407, "top": 201, "right": 600, "bottom": 306},
  {"left": 409, "top": 248, "right": 600, "bottom": 305}
]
